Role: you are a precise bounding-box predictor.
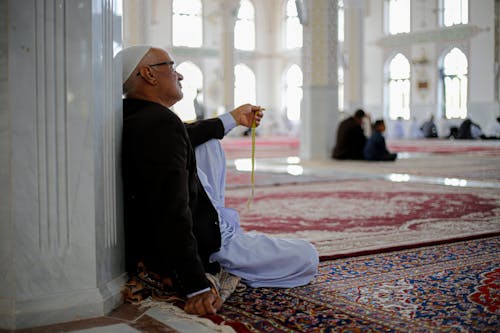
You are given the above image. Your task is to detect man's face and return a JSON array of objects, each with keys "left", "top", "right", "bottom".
[{"left": 150, "top": 49, "right": 184, "bottom": 106}]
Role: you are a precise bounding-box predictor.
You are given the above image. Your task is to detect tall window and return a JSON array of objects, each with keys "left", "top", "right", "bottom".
[
  {"left": 338, "top": 0, "right": 344, "bottom": 42},
  {"left": 235, "top": 0, "right": 255, "bottom": 51},
  {"left": 338, "top": 1, "right": 345, "bottom": 112},
  {"left": 285, "top": 0, "right": 302, "bottom": 49},
  {"left": 173, "top": 0, "right": 202, "bottom": 47},
  {"left": 284, "top": 65, "right": 303, "bottom": 122},
  {"left": 173, "top": 61, "right": 203, "bottom": 121},
  {"left": 338, "top": 65, "right": 344, "bottom": 112},
  {"left": 387, "top": 53, "right": 411, "bottom": 120},
  {"left": 234, "top": 64, "right": 256, "bottom": 107},
  {"left": 387, "top": 0, "right": 410, "bottom": 34},
  {"left": 440, "top": 0, "right": 468, "bottom": 27},
  {"left": 442, "top": 48, "right": 468, "bottom": 119}
]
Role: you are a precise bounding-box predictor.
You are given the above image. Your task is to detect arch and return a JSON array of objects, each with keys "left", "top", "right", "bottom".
[
  {"left": 172, "top": 0, "right": 203, "bottom": 47},
  {"left": 338, "top": 65, "right": 344, "bottom": 112},
  {"left": 440, "top": 47, "right": 468, "bottom": 118},
  {"left": 173, "top": 61, "right": 203, "bottom": 121},
  {"left": 235, "top": 0, "right": 255, "bottom": 51},
  {"left": 338, "top": 0, "right": 345, "bottom": 42},
  {"left": 283, "top": 64, "right": 303, "bottom": 122},
  {"left": 386, "top": 53, "right": 411, "bottom": 120},
  {"left": 234, "top": 63, "right": 256, "bottom": 107}
]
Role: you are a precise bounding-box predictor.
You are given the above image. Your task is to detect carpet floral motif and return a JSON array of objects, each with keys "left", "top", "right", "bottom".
[
  {"left": 225, "top": 180, "right": 500, "bottom": 258},
  {"left": 469, "top": 267, "right": 500, "bottom": 315},
  {"left": 218, "top": 237, "right": 500, "bottom": 332}
]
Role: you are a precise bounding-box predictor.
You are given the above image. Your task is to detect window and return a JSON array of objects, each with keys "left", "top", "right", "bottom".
[
  {"left": 234, "top": 64, "right": 256, "bottom": 107},
  {"left": 338, "top": 1, "right": 345, "bottom": 112},
  {"left": 338, "top": 0, "right": 344, "bottom": 42},
  {"left": 285, "top": 0, "right": 302, "bottom": 49},
  {"left": 338, "top": 65, "right": 344, "bottom": 112},
  {"left": 235, "top": 0, "right": 255, "bottom": 51},
  {"left": 173, "top": 61, "right": 203, "bottom": 121},
  {"left": 173, "top": 0, "right": 202, "bottom": 47},
  {"left": 387, "top": 0, "right": 410, "bottom": 34},
  {"left": 442, "top": 48, "right": 468, "bottom": 119},
  {"left": 284, "top": 64, "right": 303, "bottom": 122},
  {"left": 387, "top": 53, "right": 411, "bottom": 120},
  {"left": 440, "top": 0, "right": 468, "bottom": 27}
]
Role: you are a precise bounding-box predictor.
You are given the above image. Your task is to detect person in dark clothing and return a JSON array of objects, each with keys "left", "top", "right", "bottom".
[
  {"left": 421, "top": 115, "right": 438, "bottom": 138},
  {"left": 332, "top": 109, "right": 369, "bottom": 160},
  {"left": 193, "top": 88, "right": 206, "bottom": 120},
  {"left": 456, "top": 118, "right": 484, "bottom": 139},
  {"left": 364, "top": 119, "right": 397, "bottom": 161}
]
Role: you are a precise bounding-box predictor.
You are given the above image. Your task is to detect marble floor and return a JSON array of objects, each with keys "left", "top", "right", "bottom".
[
  {"left": 0, "top": 303, "right": 177, "bottom": 333},
  {"left": 4, "top": 139, "right": 500, "bottom": 332}
]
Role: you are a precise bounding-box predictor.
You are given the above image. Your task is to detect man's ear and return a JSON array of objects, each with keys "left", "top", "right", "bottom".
[{"left": 138, "top": 67, "right": 157, "bottom": 85}]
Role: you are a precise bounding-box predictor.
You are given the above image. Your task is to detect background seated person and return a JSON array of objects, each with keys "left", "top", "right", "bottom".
[
  {"left": 332, "top": 109, "right": 369, "bottom": 160},
  {"left": 421, "top": 115, "right": 438, "bottom": 138},
  {"left": 457, "top": 118, "right": 484, "bottom": 139},
  {"left": 364, "top": 119, "right": 397, "bottom": 161}
]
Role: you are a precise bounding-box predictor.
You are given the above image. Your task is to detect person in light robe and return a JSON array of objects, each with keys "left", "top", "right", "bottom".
[{"left": 117, "top": 45, "right": 318, "bottom": 316}]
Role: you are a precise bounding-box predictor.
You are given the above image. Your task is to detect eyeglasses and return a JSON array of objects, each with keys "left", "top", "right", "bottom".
[{"left": 137, "top": 61, "right": 175, "bottom": 76}]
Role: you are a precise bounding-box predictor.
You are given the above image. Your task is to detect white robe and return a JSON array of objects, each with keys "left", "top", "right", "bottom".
[{"left": 195, "top": 139, "right": 318, "bottom": 288}]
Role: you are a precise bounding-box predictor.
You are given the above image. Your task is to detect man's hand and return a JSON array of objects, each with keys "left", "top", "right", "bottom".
[
  {"left": 184, "top": 290, "right": 223, "bottom": 316},
  {"left": 230, "top": 104, "right": 264, "bottom": 128}
]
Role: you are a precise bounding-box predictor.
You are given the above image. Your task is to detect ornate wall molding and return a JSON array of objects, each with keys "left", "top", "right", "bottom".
[{"left": 376, "top": 24, "right": 489, "bottom": 48}]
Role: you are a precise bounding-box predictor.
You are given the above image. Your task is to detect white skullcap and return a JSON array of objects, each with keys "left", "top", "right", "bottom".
[{"left": 117, "top": 45, "right": 152, "bottom": 84}]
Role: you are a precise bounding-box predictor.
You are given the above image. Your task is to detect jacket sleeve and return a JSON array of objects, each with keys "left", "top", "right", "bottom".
[
  {"left": 135, "top": 114, "right": 211, "bottom": 295},
  {"left": 185, "top": 118, "right": 225, "bottom": 147}
]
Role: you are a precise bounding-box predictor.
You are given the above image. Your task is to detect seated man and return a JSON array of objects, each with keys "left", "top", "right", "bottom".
[
  {"left": 332, "top": 109, "right": 369, "bottom": 160},
  {"left": 420, "top": 115, "right": 438, "bottom": 138},
  {"left": 364, "top": 119, "right": 397, "bottom": 161},
  {"left": 117, "top": 45, "right": 318, "bottom": 316},
  {"left": 456, "top": 118, "right": 484, "bottom": 139}
]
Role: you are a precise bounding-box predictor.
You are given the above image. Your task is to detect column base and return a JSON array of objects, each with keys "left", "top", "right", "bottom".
[{"left": 0, "top": 273, "right": 127, "bottom": 330}]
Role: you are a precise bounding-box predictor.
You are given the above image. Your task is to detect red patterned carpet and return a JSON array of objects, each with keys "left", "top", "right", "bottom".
[
  {"left": 222, "top": 136, "right": 299, "bottom": 159},
  {"left": 216, "top": 237, "right": 500, "bottom": 332},
  {"left": 225, "top": 180, "right": 500, "bottom": 259},
  {"left": 223, "top": 137, "right": 500, "bottom": 181},
  {"left": 387, "top": 139, "right": 500, "bottom": 155}
]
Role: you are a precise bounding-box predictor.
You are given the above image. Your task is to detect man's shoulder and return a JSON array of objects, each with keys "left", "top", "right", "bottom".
[
  {"left": 339, "top": 117, "right": 353, "bottom": 128},
  {"left": 123, "top": 99, "right": 180, "bottom": 123}
]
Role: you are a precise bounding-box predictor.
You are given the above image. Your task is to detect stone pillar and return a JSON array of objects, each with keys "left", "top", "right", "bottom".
[
  {"left": 122, "top": 0, "right": 149, "bottom": 46},
  {"left": 344, "top": 0, "right": 364, "bottom": 110},
  {"left": 300, "top": 0, "right": 338, "bottom": 159},
  {"left": 122, "top": 0, "right": 172, "bottom": 48},
  {"left": 221, "top": 0, "right": 239, "bottom": 111},
  {"left": 0, "top": 0, "right": 125, "bottom": 329}
]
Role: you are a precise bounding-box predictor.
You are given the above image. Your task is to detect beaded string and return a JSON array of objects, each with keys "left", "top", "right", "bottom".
[{"left": 246, "top": 108, "right": 263, "bottom": 208}]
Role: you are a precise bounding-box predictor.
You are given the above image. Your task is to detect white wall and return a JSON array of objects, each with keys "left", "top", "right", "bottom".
[{"left": 363, "top": 0, "right": 498, "bottom": 138}]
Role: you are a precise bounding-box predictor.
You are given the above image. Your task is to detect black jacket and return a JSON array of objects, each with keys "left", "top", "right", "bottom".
[
  {"left": 122, "top": 98, "right": 224, "bottom": 295},
  {"left": 332, "top": 117, "right": 366, "bottom": 160}
]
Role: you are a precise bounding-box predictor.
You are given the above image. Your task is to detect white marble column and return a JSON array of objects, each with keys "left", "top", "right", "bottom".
[
  {"left": 221, "top": 0, "right": 239, "bottom": 112},
  {"left": 344, "top": 0, "right": 364, "bottom": 110},
  {"left": 122, "top": 0, "right": 172, "bottom": 48},
  {"left": 300, "top": 0, "right": 338, "bottom": 159},
  {"left": 0, "top": 0, "right": 125, "bottom": 329}
]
